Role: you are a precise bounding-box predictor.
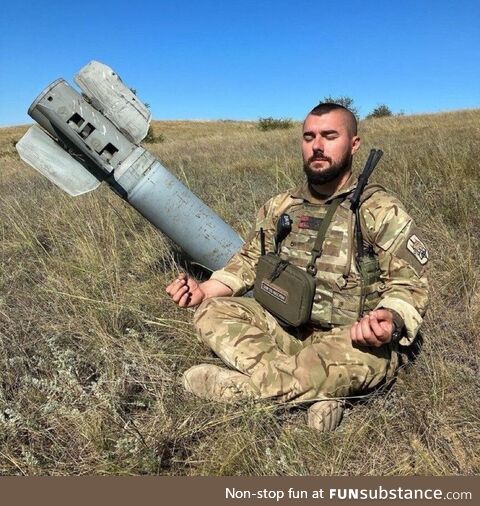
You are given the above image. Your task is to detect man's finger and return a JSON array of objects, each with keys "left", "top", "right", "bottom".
[
  {"left": 354, "top": 321, "right": 368, "bottom": 346},
  {"left": 368, "top": 335, "right": 384, "bottom": 347},
  {"left": 172, "top": 285, "right": 189, "bottom": 303},
  {"left": 372, "top": 309, "right": 393, "bottom": 322},
  {"left": 178, "top": 291, "right": 191, "bottom": 308},
  {"left": 360, "top": 316, "right": 373, "bottom": 340},
  {"left": 369, "top": 314, "right": 388, "bottom": 339},
  {"left": 166, "top": 274, "right": 189, "bottom": 294},
  {"left": 350, "top": 321, "right": 358, "bottom": 342},
  {"left": 356, "top": 316, "right": 384, "bottom": 347}
]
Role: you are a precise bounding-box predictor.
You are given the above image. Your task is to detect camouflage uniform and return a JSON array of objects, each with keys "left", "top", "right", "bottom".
[{"left": 192, "top": 174, "right": 429, "bottom": 402}]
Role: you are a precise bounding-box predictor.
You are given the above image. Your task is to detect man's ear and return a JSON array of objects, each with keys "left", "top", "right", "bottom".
[{"left": 351, "top": 135, "right": 361, "bottom": 155}]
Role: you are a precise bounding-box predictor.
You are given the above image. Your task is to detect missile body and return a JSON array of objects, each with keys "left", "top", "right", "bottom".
[{"left": 16, "top": 62, "right": 243, "bottom": 271}]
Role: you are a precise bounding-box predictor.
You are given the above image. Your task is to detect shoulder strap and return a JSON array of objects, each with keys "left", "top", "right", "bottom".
[{"left": 306, "top": 196, "right": 345, "bottom": 276}]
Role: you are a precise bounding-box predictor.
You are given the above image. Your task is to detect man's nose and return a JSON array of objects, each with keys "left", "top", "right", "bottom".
[{"left": 312, "top": 136, "right": 324, "bottom": 152}]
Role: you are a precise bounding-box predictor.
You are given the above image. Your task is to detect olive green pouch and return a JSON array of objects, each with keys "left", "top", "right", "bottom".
[
  {"left": 253, "top": 196, "right": 345, "bottom": 327},
  {"left": 358, "top": 255, "right": 381, "bottom": 285},
  {"left": 253, "top": 253, "right": 316, "bottom": 327}
]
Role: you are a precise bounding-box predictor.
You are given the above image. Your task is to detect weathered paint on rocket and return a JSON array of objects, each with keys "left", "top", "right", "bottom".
[{"left": 16, "top": 61, "right": 244, "bottom": 271}]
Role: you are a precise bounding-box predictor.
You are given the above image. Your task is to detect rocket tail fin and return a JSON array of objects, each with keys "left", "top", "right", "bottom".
[
  {"left": 75, "top": 61, "right": 151, "bottom": 144},
  {"left": 16, "top": 125, "right": 101, "bottom": 196}
]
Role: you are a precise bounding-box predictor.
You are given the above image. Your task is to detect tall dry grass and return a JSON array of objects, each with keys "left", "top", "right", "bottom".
[{"left": 0, "top": 111, "right": 479, "bottom": 475}]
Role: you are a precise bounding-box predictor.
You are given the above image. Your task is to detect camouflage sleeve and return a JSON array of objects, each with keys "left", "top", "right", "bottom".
[
  {"left": 210, "top": 192, "right": 291, "bottom": 296},
  {"left": 360, "top": 191, "right": 429, "bottom": 345}
]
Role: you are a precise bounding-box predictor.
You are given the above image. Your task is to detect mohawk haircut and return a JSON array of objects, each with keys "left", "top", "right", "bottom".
[{"left": 307, "top": 102, "right": 358, "bottom": 136}]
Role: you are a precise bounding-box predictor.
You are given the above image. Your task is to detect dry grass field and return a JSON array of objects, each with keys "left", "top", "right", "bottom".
[{"left": 0, "top": 110, "right": 479, "bottom": 475}]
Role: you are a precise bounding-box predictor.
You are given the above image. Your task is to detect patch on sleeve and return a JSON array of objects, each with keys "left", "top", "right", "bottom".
[{"left": 406, "top": 234, "right": 429, "bottom": 265}]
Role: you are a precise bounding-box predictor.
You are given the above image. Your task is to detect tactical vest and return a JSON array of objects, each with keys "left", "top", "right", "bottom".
[{"left": 278, "top": 186, "right": 384, "bottom": 327}]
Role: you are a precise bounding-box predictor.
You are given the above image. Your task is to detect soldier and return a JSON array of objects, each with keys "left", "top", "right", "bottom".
[{"left": 166, "top": 103, "right": 429, "bottom": 431}]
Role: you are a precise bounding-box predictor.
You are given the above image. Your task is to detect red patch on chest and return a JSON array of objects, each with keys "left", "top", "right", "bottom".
[{"left": 298, "top": 215, "right": 322, "bottom": 230}]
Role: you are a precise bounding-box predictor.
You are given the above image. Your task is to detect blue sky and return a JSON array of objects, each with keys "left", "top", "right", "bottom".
[{"left": 1, "top": 0, "right": 479, "bottom": 126}]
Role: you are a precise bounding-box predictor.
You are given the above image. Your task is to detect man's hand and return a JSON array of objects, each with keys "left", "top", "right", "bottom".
[
  {"left": 166, "top": 273, "right": 234, "bottom": 308},
  {"left": 166, "top": 273, "right": 206, "bottom": 308},
  {"left": 350, "top": 309, "right": 394, "bottom": 347}
]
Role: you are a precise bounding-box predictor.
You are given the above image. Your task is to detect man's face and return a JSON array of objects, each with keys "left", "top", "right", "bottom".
[{"left": 302, "top": 110, "right": 360, "bottom": 185}]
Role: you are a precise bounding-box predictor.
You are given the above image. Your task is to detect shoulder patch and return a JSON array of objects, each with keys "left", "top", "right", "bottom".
[{"left": 406, "top": 234, "right": 429, "bottom": 265}]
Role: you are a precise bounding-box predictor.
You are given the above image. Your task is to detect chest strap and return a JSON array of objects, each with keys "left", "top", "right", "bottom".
[{"left": 306, "top": 196, "right": 345, "bottom": 276}]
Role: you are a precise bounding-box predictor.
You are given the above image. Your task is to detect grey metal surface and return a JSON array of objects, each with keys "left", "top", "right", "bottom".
[
  {"left": 28, "top": 79, "right": 135, "bottom": 174},
  {"left": 116, "top": 155, "right": 244, "bottom": 270},
  {"left": 16, "top": 125, "right": 101, "bottom": 196},
  {"left": 16, "top": 61, "right": 244, "bottom": 272},
  {"left": 75, "top": 61, "right": 151, "bottom": 144}
]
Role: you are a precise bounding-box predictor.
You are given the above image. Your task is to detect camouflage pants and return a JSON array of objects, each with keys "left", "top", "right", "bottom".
[{"left": 193, "top": 297, "right": 398, "bottom": 402}]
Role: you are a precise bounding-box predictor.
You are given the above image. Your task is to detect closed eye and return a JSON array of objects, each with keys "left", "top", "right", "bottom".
[{"left": 322, "top": 130, "right": 339, "bottom": 139}]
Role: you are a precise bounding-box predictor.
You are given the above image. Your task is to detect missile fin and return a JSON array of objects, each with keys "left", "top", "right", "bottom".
[
  {"left": 16, "top": 126, "right": 101, "bottom": 196},
  {"left": 75, "top": 61, "right": 151, "bottom": 144}
]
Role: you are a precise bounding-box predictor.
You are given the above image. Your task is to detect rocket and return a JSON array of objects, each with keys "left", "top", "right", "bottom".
[{"left": 16, "top": 61, "right": 244, "bottom": 271}]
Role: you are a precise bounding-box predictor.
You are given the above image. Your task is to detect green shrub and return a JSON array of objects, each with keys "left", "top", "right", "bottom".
[
  {"left": 258, "top": 117, "right": 293, "bottom": 131},
  {"left": 143, "top": 125, "right": 165, "bottom": 144},
  {"left": 321, "top": 96, "right": 359, "bottom": 119},
  {"left": 366, "top": 104, "right": 393, "bottom": 119}
]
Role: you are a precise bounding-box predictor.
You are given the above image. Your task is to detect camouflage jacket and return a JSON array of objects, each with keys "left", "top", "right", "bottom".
[{"left": 211, "top": 174, "right": 429, "bottom": 346}]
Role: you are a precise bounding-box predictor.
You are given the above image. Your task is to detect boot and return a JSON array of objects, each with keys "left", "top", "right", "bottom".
[
  {"left": 307, "top": 399, "right": 345, "bottom": 432},
  {"left": 183, "top": 363, "right": 253, "bottom": 401}
]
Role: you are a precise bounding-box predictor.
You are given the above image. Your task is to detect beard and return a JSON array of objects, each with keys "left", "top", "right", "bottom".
[{"left": 303, "top": 152, "right": 352, "bottom": 184}]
